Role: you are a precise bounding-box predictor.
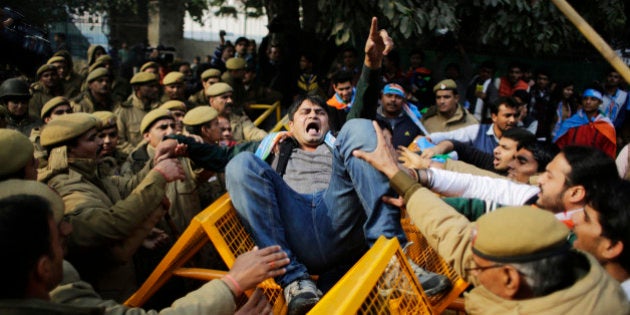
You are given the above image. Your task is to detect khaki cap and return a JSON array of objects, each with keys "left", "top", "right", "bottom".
[
  {"left": 88, "top": 55, "right": 113, "bottom": 73},
  {"left": 206, "top": 82, "right": 233, "bottom": 97},
  {"left": 140, "top": 108, "right": 173, "bottom": 134},
  {"left": 433, "top": 79, "right": 458, "bottom": 92},
  {"left": 92, "top": 111, "right": 117, "bottom": 129},
  {"left": 201, "top": 68, "right": 221, "bottom": 80},
  {"left": 472, "top": 206, "right": 571, "bottom": 263},
  {"left": 160, "top": 100, "right": 186, "bottom": 112},
  {"left": 41, "top": 113, "right": 100, "bottom": 147},
  {"left": 86, "top": 68, "right": 110, "bottom": 83},
  {"left": 37, "top": 64, "right": 57, "bottom": 78},
  {"left": 47, "top": 56, "right": 66, "bottom": 65},
  {"left": 183, "top": 106, "right": 218, "bottom": 126},
  {"left": 0, "top": 179, "right": 65, "bottom": 224},
  {"left": 130, "top": 72, "right": 159, "bottom": 85},
  {"left": 226, "top": 57, "right": 246, "bottom": 70},
  {"left": 140, "top": 61, "right": 159, "bottom": 72},
  {"left": 0, "top": 129, "right": 34, "bottom": 177},
  {"left": 41, "top": 96, "right": 71, "bottom": 119},
  {"left": 162, "top": 71, "right": 184, "bottom": 86}
]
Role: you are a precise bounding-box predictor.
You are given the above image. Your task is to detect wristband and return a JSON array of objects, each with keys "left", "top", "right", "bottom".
[{"left": 223, "top": 274, "right": 243, "bottom": 297}]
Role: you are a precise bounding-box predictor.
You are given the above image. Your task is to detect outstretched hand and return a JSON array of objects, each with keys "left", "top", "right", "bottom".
[
  {"left": 235, "top": 288, "right": 272, "bottom": 315},
  {"left": 352, "top": 121, "right": 400, "bottom": 179},
  {"left": 364, "top": 17, "right": 394, "bottom": 69},
  {"left": 397, "top": 146, "right": 431, "bottom": 169},
  {"left": 224, "top": 245, "right": 289, "bottom": 296}
]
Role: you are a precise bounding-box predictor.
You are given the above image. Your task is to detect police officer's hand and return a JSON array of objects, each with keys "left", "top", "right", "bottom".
[
  {"left": 222, "top": 245, "right": 289, "bottom": 296},
  {"left": 153, "top": 158, "right": 186, "bottom": 182},
  {"left": 398, "top": 146, "right": 431, "bottom": 169},
  {"left": 353, "top": 121, "right": 400, "bottom": 179},
  {"left": 235, "top": 288, "right": 272, "bottom": 315},
  {"left": 364, "top": 17, "right": 393, "bottom": 69}
]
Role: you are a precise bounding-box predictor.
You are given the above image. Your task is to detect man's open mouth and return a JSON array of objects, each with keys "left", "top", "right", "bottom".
[{"left": 306, "top": 122, "right": 320, "bottom": 135}]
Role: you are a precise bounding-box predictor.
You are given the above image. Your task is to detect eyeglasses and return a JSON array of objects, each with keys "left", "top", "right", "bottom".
[{"left": 464, "top": 264, "right": 505, "bottom": 273}]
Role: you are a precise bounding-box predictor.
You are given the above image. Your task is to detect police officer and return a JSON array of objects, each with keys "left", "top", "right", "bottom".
[
  {"left": 0, "top": 77, "right": 39, "bottom": 135},
  {"left": 29, "top": 64, "right": 64, "bottom": 123},
  {"left": 188, "top": 68, "right": 221, "bottom": 108},
  {"left": 39, "top": 112, "right": 186, "bottom": 302},
  {"left": 114, "top": 72, "right": 160, "bottom": 153}
]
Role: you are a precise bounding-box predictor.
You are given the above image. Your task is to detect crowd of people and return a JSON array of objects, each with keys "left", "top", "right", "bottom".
[{"left": 0, "top": 15, "right": 630, "bottom": 315}]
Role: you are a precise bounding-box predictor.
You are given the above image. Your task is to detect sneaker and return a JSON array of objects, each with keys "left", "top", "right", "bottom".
[
  {"left": 284, "top": 278, "right": 322, "bottom": 315},
  {"left": 406, "top": 258, "right": 451, "bottom": 296},
  {"left": 379, "top": 243, "right": 451, "bottom": 297}
]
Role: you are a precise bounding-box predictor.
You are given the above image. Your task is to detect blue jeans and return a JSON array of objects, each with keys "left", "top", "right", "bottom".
[{"left": 225, "top": 119, "right": 407, "bottom": 287}]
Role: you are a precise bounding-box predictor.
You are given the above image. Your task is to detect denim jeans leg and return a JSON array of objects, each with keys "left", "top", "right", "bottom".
[
  {"left": 325, "top": 118, "right": 407, "bottom": 246},
  {"left": 226, "top": 152, "right": 333, "bottom": 287}
]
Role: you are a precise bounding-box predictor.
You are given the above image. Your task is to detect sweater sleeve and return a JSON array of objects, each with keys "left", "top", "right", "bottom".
[
  {"left": 346, "top": 65, "right": 382, "bottom": 122},
  {"left": 51, "top": 261, "right": 236, "bottom": 315},
  {"left": 389, "top": 171, "right": 476, "bottom": 283}
]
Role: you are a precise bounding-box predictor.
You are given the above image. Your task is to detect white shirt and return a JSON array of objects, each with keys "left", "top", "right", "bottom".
[
  {"left": 621, "top": 279, "right": 630, "bottom": 300},
  {"left": 429, "top": 168, "right": 540, "bottom": 206}
]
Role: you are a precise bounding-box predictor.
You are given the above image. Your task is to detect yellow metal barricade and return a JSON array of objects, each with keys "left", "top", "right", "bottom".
[
  {"left": 251, "top": 101, "right": 281, "bottom": 128},
  {"left": 309, "top": 236, "right": 433, "bottom": 314},
  {"left": 401, "top": 216, "right": 469, "bottom": 313},
  {"left": 270, "top": 114, "right": 290, "bottom": 132},
  {"left": 126, "top": 193, "right": 468, "bottom": 314},
  {"left": 124, "top": 193, "right": 287, "bottom": 314}
]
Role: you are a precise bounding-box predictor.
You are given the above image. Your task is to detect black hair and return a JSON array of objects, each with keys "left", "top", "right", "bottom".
[
  {"left": 489, "top": 97, "right": 518, "bottom": 115},
  {"left": 288, "top": 95, "right": 328, "bottom": 121},
  {"left": 518, "top": 140, "right": 559, "bottom": 172},
  {"left": 508, "top": 61, "right": 522, "bottom": 71},
  {"left": 589, "top": 179, "right": 630, "bottom": 273},
  {"left": 561, "top": 146, "right": 619, "bottom": 196},
  {"left": 341, "top": 46, "right": 357, "bottom": 55},
  {"left": 512, "top": 90, "right": 531, "bottom": 105},
  {"left": 235, "top": 37, "right": 249, "bottom": 46},
  {"left": 535, "top": 68, "right": 550, "bottom": 78},
  {"left": 332, "top": 71, "right": 354, "bottom": 86},
  {"left": 502, "top": 128, "right": 535, "bottom": 145},
  {"left": 0, "top": 195, "right": 53, "bottom": 298}
]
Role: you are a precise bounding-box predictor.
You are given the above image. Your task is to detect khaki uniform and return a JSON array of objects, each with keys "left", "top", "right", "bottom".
[
  {"left": 29, "top": 126, "right": 48, "bottom": 169},
  {"left": 188, "top": 89, "right": 208, "bottom": 108},
  {"left": 114, "top": 95, "right": 158, "bottom": 154},
  {"left": 122, "top": 143, "right": 201, "bottom": 236},
  {"left": 98, "top": 150, "right": 128, "bottom": 177},
  {"left": 121, "top": 143, "right": 213, "bottom": 281},
  {"left": 229, "top": 112, "right": 267, "bottom": 143},
  {"left": 221, "top": 72, "right": 246, "bottom": 114},
  {"left": 47, "top": 260, "right": 236, "bottom": 315},
  {"left": 421, "top": 104, "right": 478, "bottom": 133},
  {"left": 111, "top": 76, "right": 131, "bottom": 104},
  {"left": 72, "top": 91, "right": 120, "bottom": 113},
  {"left": 6, "top": 114, "right": 39, "bottom": 136},
  {"left": 391, "top": 172, "right": 630, "bottom": 315},
  {"left": 40, "top": 151, "right": 168, "bottom": 302},
  {"left": 63, "top": 71, "right": 84, "bottom": 99}
]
